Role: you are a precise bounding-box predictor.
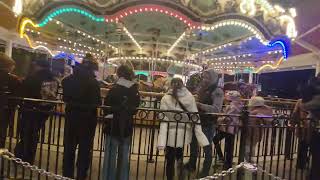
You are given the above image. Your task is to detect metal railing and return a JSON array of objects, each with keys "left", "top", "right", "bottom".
[{"left": 0, "top": 97, "right": 311, "bottom": 180}]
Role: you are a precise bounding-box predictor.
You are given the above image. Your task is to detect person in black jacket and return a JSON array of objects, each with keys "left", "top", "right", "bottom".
[
  {"left": 62, "top": 58, "right": 101, "bottom": 180},
  {"left": 14, "top": 59, "right": 58, "bottom": 164},
  {"left": 102, "top": 65, "right": 140, "bottom": 180},
  {"left": 0, "top": 53, "right": 21, "bottom": 148}
]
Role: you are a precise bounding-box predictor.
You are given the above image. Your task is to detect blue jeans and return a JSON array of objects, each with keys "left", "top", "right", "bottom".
[
  {"left": 188, "top": 126, "right": 214, "bottom": 176},
  {"left": 102, "top": 136, "right": 131, "bottom": 180}
]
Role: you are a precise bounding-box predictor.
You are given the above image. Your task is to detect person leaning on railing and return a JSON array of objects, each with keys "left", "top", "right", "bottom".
[
  {"left": 61, "top": 57, "right": 101, "bottom": 180},
  {"left": 304, "top": 95, "right": 320, "bottom": 180},
  {"left": 0, "top": 53, "right": 21, "bottom": 148},
  {"left": 14, "top": 59, "right": 58, "bottom": 164},
  {"left": 184, "top": 69, "right": 224, "bottom": 178},
  {"left": 245, "top": 96, "right": 273, "bottom": 162},
  {"left": 291, "top": 99, "right": 310, "bottom": 169},
  {"left": 213, "top": 91, "right": 243, "bottom": 169},
  {"left": 157, "top": 78, "right": 209, "bottom": 180},
  {"left": 102, "top": 65, "right": 140, "bottom": 180}
]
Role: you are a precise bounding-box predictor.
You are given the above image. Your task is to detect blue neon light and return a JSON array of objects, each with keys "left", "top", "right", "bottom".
[
  {"left": 53, "top": 52, "right": 80, "bottom": 64},
  {"left": 267, "top": 39, "right": 290, "bottom": 60}
]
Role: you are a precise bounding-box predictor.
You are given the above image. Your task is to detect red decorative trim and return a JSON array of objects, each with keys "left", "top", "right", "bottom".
[{"left": 104, "top": 4, "right": 201, "bottom": 29}]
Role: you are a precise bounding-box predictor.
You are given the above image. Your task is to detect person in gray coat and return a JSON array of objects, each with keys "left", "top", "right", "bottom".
[{"left": 184, "top": 69, "right": 224, "bottom": 178}]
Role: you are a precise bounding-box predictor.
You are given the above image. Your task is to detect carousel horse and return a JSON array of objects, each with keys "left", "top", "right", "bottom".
[{"left": 138, "top": 77, "right": 167, "bottom": 93}]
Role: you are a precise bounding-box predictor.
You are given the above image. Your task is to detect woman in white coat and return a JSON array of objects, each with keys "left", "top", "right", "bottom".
[{"left": 157, "top": 78, "right": 209, "bottom": 180}]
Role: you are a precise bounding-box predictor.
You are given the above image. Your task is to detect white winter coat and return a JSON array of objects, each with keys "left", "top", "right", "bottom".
[{"left": 157, "top": 87, "right": 209, "bottom": 148}]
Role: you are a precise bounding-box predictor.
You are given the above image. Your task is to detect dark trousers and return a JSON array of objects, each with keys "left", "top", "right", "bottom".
[
  {"left": 14, "top": 111, "right": 48, "bottom": 164},
  {"left": 0, "top": 108, "right": 10, "bottom": 148},
  {"left": 165, "top": 147, "right": 183, "bottom": 180},
  {"left": 284, "top": 129, "right": 294, "bottom": 159},
  {"left": 63, "top": 110, "right": 97, "bottom": 179},
  {"left": 188, "top": 126, "right": 213, "bottom": 176},
  {"left": 213, "top": 131, "right": 235, "bottom": 169},
  {"left": 310, "top": 131, "right": 320, "bottom": 180},
  {"left": 297, "top": 139, "right": 309, "bottom": 169}
]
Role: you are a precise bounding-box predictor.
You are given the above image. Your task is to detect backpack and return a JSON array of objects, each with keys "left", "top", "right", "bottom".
[{"left": 105, "top": 84, "right": 140, "bottom": 137}]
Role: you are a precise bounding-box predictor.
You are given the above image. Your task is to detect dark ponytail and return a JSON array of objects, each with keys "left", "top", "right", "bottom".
[{"left": 171, "top": 78, "right": 184, "bottom": 100}]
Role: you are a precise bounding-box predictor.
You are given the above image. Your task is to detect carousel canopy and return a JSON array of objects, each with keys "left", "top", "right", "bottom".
[{"left": 1, "top": 0, "right": 315, "bottom": 74}]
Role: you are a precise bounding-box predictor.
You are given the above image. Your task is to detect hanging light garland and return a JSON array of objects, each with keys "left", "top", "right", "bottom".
[
  {"left": 37, "top": 5, "right": 200, "bottom": 29},
  {"left": 201, "top": 19, "right": 269, "bottom": 45},
  {"left": 167, "top": 32, "right": 186, "bottom": 55},
  {"left": 38, "top": 7, "right": 104, "bottom": 27},
  {"left": 108, "top": 56, "right": 202, "bottom": 69},
  {"left": 56, "top": 38, "right": 104, "bottom": 53},
  {"left": 122, "top": 26, "right": 142, "bottom": 51}
]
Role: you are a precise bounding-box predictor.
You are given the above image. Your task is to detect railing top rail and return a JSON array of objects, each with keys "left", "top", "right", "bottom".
[
  {"left": 101, "top": 88, "right": 297, "bottom": 105},
  {"left": 8, "top": 97, "right": 284, "bottom": 119}
]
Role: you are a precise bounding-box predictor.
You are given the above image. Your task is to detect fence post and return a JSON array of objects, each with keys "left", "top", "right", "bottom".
[
  {"left": 147, "top": 96, "right": 158, "bottom": 163},
  {"left": 237, "top": 106, "right": 249, "bottom": 180}
]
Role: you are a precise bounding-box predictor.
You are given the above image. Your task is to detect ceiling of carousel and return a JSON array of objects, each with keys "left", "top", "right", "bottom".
[{"left": 1, "top": 0, "right": 306, "bottom": 73}]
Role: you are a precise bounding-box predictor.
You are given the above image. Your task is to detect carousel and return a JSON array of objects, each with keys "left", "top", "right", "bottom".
[{"left": 2, "top": 0, "right": 297, "bottom": 93}]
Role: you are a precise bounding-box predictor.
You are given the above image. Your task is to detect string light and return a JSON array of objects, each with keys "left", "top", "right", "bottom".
[
  {"left": 274, "top": 5, "right": 285, "bottom": 13},
  {"left": 257, "top": 0, "right": 274, "bottom": 12},
  {"left": 240, "top": 0, "right": 256, "bottom": 16},
  {"left": 58, "top": 45, "right": 100, "bottom": 56},
  {"left": 279, "top": 15, "right": 298, "bottom": 38},
  {"left": 55, "top": 20, "right": 118, "bottom": 51},
  {"left": 123, "top": 26, "right": 142, "bottom": 51},
  {"left": 167, "top": 32, "right": 186, "bottom": 55},
  {"left": 37, "top": 5, "right": 200, "bottom": 29},
  {"left": 202, "top": 19, "right": 269, "bottom": 45},
  {"left": 289, "top": 8, "right": 297, "bottom": 18},
  {"left": 208, "top": 53, "right": 253, "bottom": 61},
  {"left": 107, "top": 5, "right": 199, "bottom": 28},
  {"left": 239, "top": 0, "right": 297, "bottom": 39},
  {"left": 13, "top": 0, "right": 23, "bottom": 16},
  {"left": 26, "top": 28, "right": 107, "bottom": 54},
  {"left": 56, "top": 37, "right": 104, "bottom": 53},
  {"left": 108, "top": 56, "right": 201, "bottom": 69},
  {"left": 38, "top": 8, "right": 104, "bottom": 27},
  {"left": 210, "top": 61, "right": 252, "bottom": 65},
  {"left": 193, "top": 42, "right": 233, "bottom": 57}
]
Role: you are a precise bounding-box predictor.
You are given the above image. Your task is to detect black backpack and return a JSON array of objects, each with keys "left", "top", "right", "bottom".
[{"left": 105, "top": 84, "right": 140, "bottom": 137}]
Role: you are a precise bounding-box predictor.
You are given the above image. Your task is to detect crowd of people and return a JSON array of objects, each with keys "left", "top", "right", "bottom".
[{"left": 0, "top": 52, "right": 320, "bottom": 180}]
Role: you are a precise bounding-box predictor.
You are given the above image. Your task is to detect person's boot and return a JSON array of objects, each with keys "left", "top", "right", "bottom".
[
  {"left": 177, "top": 159, "right": 184, "bottom": 180},
  {"left": 183, "top": 161, "right": 196, "bottom": 172},
  {"left": 197, "top": 170, "right": 209, "bottom": 179},
  {"left": 197, "top": 162, "right": 211, "bottom": 178}
]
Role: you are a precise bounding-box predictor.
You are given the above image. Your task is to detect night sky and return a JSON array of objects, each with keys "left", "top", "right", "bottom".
[{"left": 259, "top": 69, "right": 316, "bottom": 99}]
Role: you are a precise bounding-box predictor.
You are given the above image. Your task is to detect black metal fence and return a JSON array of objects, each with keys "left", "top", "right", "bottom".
[{"left": 0, "top": 97, "right": 311, "bottom": 180}]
